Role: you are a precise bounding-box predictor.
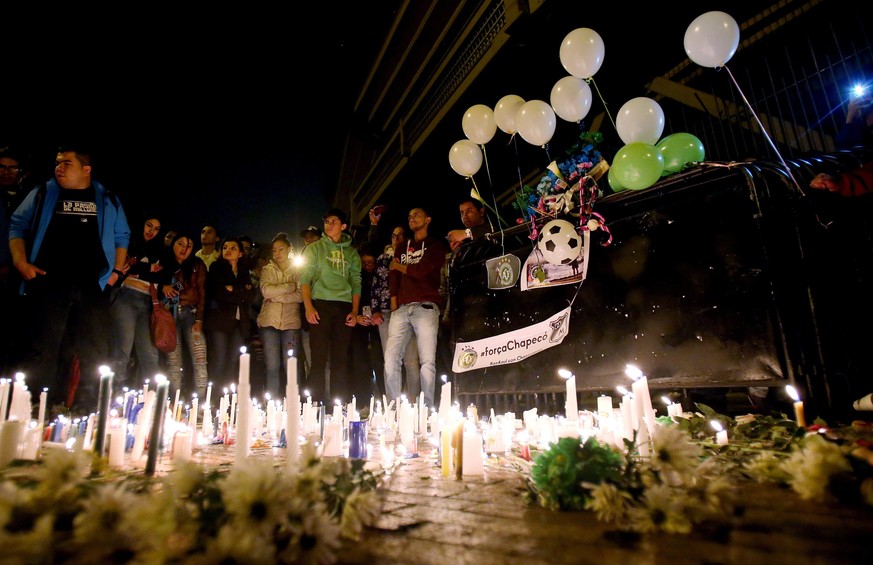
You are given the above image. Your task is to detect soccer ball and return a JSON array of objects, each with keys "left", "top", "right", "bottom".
[{"left": 537, "top": 219, "right": 583, "bottom": 265}]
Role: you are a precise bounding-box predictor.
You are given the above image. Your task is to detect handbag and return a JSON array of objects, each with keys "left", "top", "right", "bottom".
[{"left": 150, "top": 283, "right": 177, "bottom": 353}]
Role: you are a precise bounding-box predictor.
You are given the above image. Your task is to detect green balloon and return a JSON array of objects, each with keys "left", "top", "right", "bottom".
[
  {"left": 657, "top": 132, "right": 705, "bottom": 174},
  {"left": 611, "top": 142, "right": 664, "bottom": 190},
  {"left": 607, "top": 168, "right": 627, "bottom": 193}
]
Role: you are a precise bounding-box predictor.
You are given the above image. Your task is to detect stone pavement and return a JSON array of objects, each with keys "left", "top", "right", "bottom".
[{"left": 105, "top": 432, "right": 873, "bottom": 565}]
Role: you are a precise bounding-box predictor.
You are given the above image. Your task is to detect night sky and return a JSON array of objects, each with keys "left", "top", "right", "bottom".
[
  {"left": 4, "top": 4, "right": 397, "bottom": 247},
  {"left": 5, "top": 1, "right": 763, "bottom": 247}
]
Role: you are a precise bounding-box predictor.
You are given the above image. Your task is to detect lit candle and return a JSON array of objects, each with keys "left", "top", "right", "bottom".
[
  {"left": 93, "top": 366, "right": 114, "bottom": 457},
  {"left": 230, "top": 384, "right": 238, "bottom": 428},
  {"left": 235, "top": 347, "right": 252, "bottom": 464},
  {"left": 711, "top": 420, "right": 729, "bottom": 445},
  {"left": 786, "top": 385, "right": 806, "bottom": 428},
  {"left": 627, "top": 364, "right": 654, "bottom": 428},
  {"left": 286, "top": 350, "right": 300, "bottom": 470},
  {"left": 172, "top": 389, "right": 181, "bottom": 421},
  {"left": 145, "top": 375, "right": 170, "bottom": 475},
  {"left": 131, "top": 391, "right": 155, "bottom": 461},
  {"left": 559, "top": 369, "right": 578, "bottom": 420},
  {"left": 597, "top": 395, "right": 612, "bottom": 417},
  {"left": 189, "top": 393, "right": 199, "bottom": 442},
  {"left": 37, "top": 388, "right": 48, "bottom": 430},
  {"left": 0, "top": 378, "right": 9, "bottom": 423}
]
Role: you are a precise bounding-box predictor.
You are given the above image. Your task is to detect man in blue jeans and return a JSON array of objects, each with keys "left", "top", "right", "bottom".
[
  {"left": 9, "top": 145, "right": 130, "bottom": 410},
  {"left": 383, "top": 207, "right": 449, "bottom": 408}
]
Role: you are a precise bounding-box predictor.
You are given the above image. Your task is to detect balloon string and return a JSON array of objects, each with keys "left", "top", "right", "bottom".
[
  {"left": 588, "top": 77, "right": 616, "bottom": 131},
  {"left": 543, "top": 143, "right": 551, "bottom": 163},
  {"left": 481, "top": 143, "right": 494, "bottom": 192},
  {"left": 469, "top": 175, "right": 506, "bottom": 228},
  {"left": 510, "top": 134, "right": 537, "bottom": 242},
  {"left": 723, "top": 65, "right": 805, "bottom": 197}
]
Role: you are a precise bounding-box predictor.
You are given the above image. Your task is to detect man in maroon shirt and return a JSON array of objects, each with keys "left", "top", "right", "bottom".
[{"left": 383, "top": 207, "right": 449, "bottom": 407}]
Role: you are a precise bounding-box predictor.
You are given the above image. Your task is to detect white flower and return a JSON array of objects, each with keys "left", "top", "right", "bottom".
[
  {"left": 783, "top": 433, "right": 852, "bottom": 501},
  {"left": 72, "top": 483, "right": 145, "bottom": 563},
  {"left": 339, "top": 488, "right": 381, "bottom": 540},
  {"left": 276, "top": 508, "right": 341, "bottom": 565},
  {"left": 628, "top": 483, "right": 693, "bottom": 534},
  {"left": 190, "top": 523, "right": 276, "bottom": 565},
  {"left": 650, "top": 425, "right": 701, "bottom": 484},
  {"left": 744, "top": 451, "right": 792, "bottom": 484},
  {"left": 584, "top": 482, "right": 633, "bottom": 524},
  {"left": 220, "top": 460, "right": 294, "bottom": 533},
  {"left": 0, "top": 512, "right": 56, "bottom": 564}
]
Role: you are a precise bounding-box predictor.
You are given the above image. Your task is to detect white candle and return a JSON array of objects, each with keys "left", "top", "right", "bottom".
[
  {"left": 173, "top": 389, "right": 181, "bottom": 421},
  {"left": 107, "top": 418, "right": 127, "bottom": 467},
  {"left": 596, "top": 395, "right": 612, "bottom": 416},
  {"left": 172, "top": 430, "right": 192, "bottom": 463},
  {"left": 711, "top": 421, "right": 729, "bottom": 445},
  {"left": 0, "top": 419, "right": 24, "bottom": 466},
  {"left": 235, "top": 347, "right": 252, "bottom": 464},
  {"left": 322, "top": 420, "right": 342, "bottom": 457},
  {"left": 204, "top": 382, "right": 213, "bottom": 410},
  {"left": 286, "top": 353, "right": 300, "bottom": 470},
  {"left": 131, "top": 391, "right": 155, "bottom": 461},
  {"left": 559, "top": 369, "right": 578, "bottom": 420},
  {"left": 189, "top": 394, "right": 199, "bottom": 441},
  {"left": 37, "top": 389, "right": 48, "bottom": 429},
  {"left": 461, "top": 431, "right": 485, "bottom": 476},
  {"left": 0, "top": 379, "right": 9, "bottom": 423}
]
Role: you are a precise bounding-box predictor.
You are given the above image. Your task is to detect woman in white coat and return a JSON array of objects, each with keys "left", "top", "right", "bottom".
[{"left": 257, "top": 232, "right": 303, "bottom": 395}]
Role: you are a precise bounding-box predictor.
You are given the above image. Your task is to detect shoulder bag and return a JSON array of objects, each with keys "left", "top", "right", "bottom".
[{"left": 150, "top": 283, "right": 177, "bottom": 353}]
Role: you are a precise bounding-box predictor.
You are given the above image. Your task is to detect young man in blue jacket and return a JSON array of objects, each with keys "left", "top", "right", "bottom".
[{"left": 8, "top": 145, "right": 130, "bottom": 410}]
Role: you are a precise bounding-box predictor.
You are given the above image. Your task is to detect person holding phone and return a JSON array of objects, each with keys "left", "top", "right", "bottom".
[{"left": 837, "top": 84, "right": 873, "bottom": 149}]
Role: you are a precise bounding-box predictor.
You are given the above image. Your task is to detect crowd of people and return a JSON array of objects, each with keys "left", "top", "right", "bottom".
[{"left": 0, "top": 143, "right": 495, "bottom": 415}]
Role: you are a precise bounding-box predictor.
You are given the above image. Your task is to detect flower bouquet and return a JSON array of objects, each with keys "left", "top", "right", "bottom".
[{"left": 512, "top": 131, "right": 610, "bottom": 243}]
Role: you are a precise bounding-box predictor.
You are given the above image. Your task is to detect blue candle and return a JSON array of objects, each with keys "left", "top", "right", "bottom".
[
  {"left": 348, "top": 420, "right": 367, "bottom": 459},
  {"left": 93, "top": 366, "right": 114, "bottom": 456},
  {"left": 145, "top": 376, "right": 170, "bottom": 476}
]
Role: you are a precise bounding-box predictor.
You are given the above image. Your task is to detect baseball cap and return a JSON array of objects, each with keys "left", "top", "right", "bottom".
[
  {"left": 300, "top": 225, "right": 321, "bottom": 238},
  {"left": 323, "top": 207, "right": 348, "bottom": 226}
]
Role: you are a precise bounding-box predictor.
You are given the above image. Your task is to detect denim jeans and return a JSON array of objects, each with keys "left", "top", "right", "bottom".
[
  {"left": 207, "top": 325, "right": 244, "bottom": 390},
  {"left": 377, "top": 310, "right": 420, "bottom": 399},
  {"left": 166, "top": 305, "right": 208, "bottom": 397},
  {"left": 383, "top": 302, "right": 439, "bottom": 407},
  {"left": 260, "top": 326, "right": 300, "bottom": 396},
  {"left": 110, "top": 286, "right": 161, "bottom": 389}
]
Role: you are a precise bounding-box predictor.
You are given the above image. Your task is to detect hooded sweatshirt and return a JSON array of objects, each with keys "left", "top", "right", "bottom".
[
  {"left": 298, "top": 232, "right": 362, "bottom": 303},
  {"left": 257, "top": 259, "right": 303, "bottom": 330}
]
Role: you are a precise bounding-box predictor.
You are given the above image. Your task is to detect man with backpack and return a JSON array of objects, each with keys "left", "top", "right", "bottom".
[{"left": 8, "top": 145, "right": 130, "bottom": 410}]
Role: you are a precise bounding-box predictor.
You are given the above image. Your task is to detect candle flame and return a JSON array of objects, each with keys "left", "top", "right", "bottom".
[
  {"left": 785, "top": 385, "right": 800, "bottom": 402},
  {"left": 287, "top": 349, "right": 294, "bottom": 357},
  {"left": 558, "top": 368, "right": 573, "bottom": 379},
  {"left": 240, "top": 346, "right": 247, "bottom": 354},
  {"left": 710, "top": 420, "right": 724, "bottom": 432},
  {"left": 625, "top": 364, "right": 643, "bottom": 381},
  {"left": 661, "top": 396, "right": 672, "bottom": 406},
  {"left": 154, "top": 374, "right": 167, "bottom": 384},
  {"left": 441, "top": 374, "right": 448, "bottom": 383},
  {"left": 616, "top": 385, "right": 631, "bottom": 397},
  {"left": 99, "top": 365, "right": 112, "bottom": 377}
]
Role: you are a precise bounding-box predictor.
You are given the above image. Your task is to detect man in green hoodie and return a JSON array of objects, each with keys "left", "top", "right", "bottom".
[{"left": 299, "top": 208, "right": 362, "bottom": 403}]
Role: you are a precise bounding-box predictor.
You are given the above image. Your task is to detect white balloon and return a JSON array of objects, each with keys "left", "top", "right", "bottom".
[
  {"left": 515, "top": 100, "right": 557, "bottom": 147},
  {"left": 684, "top": 11, "right": 740, "bottom": 68},
  {"left": 615, "top": 97, "right": 665, "bottom": 145},
  {"left": 448, "top": 139, "right": 483, "bottom": 177},
  {"left": 494, "top": 94, "right": 526, "bottom": 134},
  {"left": 559, "top": 28, "right": 605, "bottom": 79},
  {"left": 550, "top": 76, "right": 593, "bottom": 122},
  {"left": 462, "top": 104, "right": 497, "bottom": 145}
]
